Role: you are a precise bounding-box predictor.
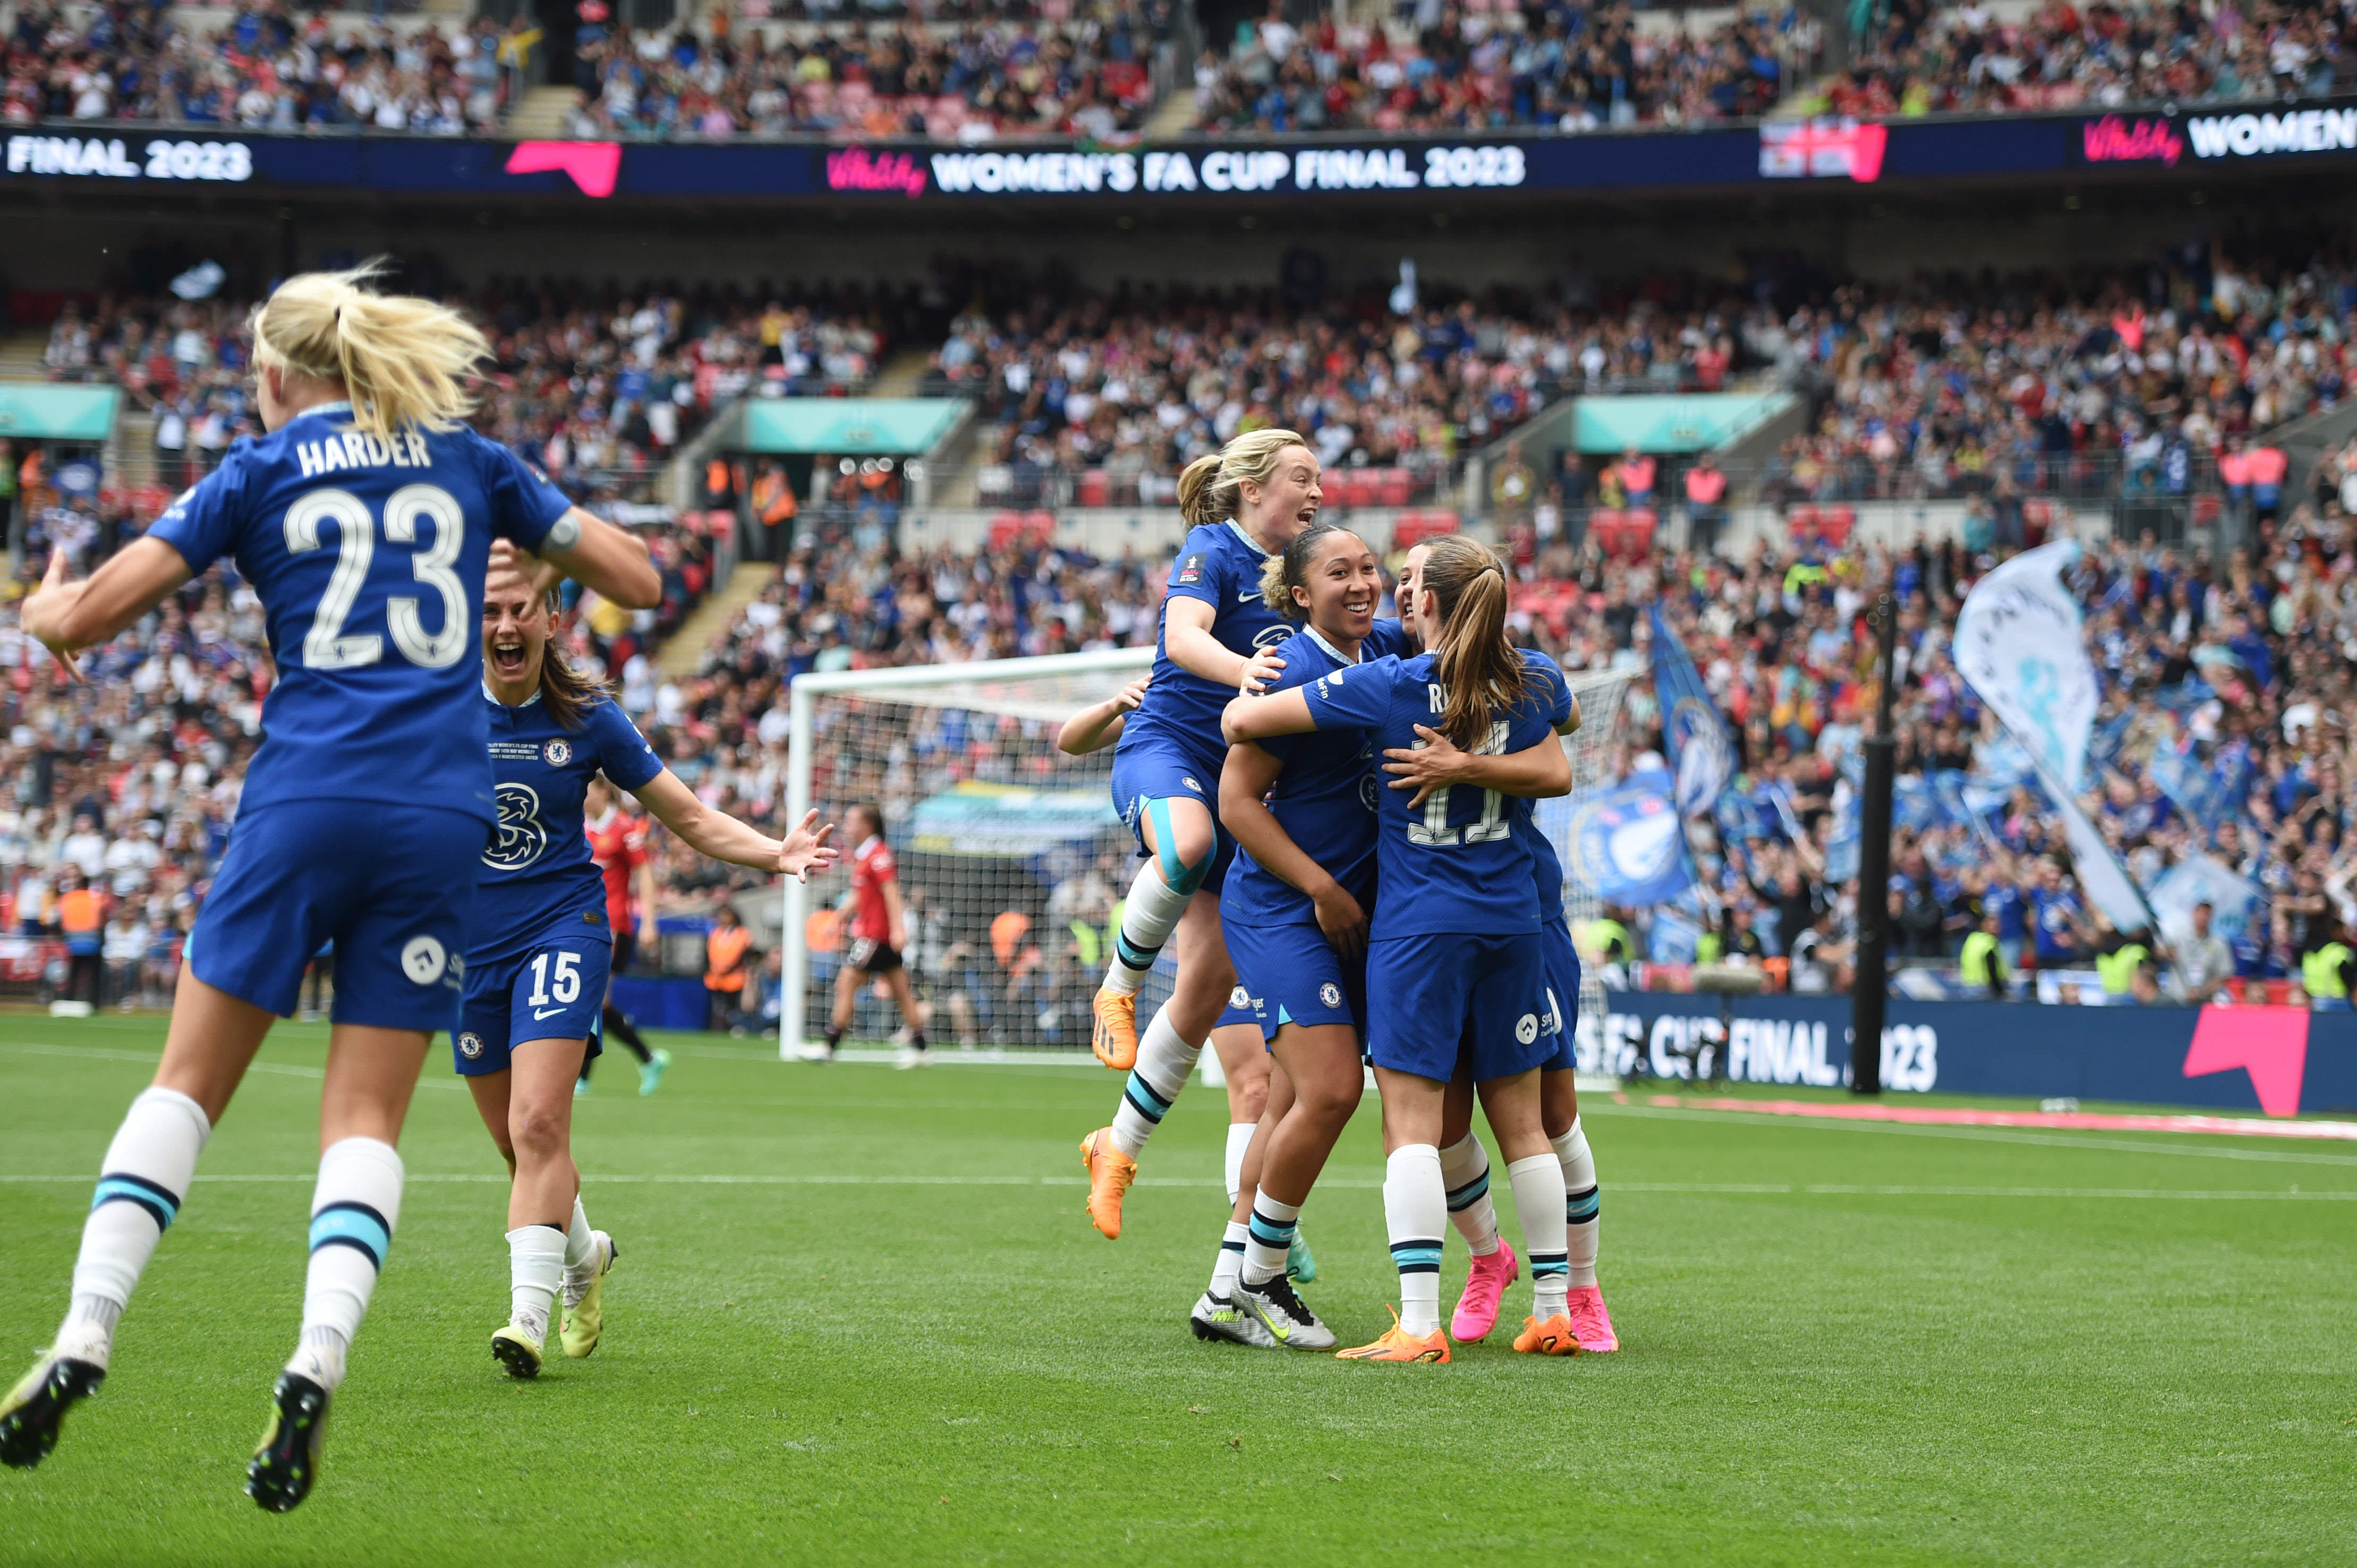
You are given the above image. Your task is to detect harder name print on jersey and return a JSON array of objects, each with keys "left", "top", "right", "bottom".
[{"left": 293, "top": 430, "right": 436, "bottom": 478}]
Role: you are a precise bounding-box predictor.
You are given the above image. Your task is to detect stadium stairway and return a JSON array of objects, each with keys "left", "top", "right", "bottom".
[
  {"left": 1139, "top": 83, "right": 1197, "bottom": 140},
  {"left": 507, "top": 86, "right": 585, "bottom": 138},
  {"left": 0, "top": 329, "right": 48, "bottom": 380},
  {"left": 867, "top": 347, "right": 934, "bottom": 397},
  {"left": 654, "top": 559, "right": 779, "bottom": 679}
]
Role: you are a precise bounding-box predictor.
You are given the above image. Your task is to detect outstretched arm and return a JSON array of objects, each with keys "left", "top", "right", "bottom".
[
  {"left": 519, "top": 506, "right": 662, "bottom": 609},
  {"left": 630, "top": 770, "right": 839, "bottom": 881},
  {"left": 1220, "top": 687, "right": 1316, "bottom": 744},
  {"left": 1057, "top": 675, "right": 1150, "bottom": 756},
  {"left": 22, "top": 541, "right": 192, "bottom": 664}
]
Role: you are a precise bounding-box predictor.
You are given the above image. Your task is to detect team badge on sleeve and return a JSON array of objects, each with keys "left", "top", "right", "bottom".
[{"left": 1176, "top": 553, "right": 1206, "bottom": 585}]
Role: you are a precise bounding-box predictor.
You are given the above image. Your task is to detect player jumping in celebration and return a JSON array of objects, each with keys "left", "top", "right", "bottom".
[
  {"left": 1076, "top": 429, "right": 1321, "bottom": 1242},
  {"left": 1380, "top": 541, "right": 1618, "bottom": 1353},
  {"left": 1224, "top": 535, "right": 1579, "bottom": 1362},
  {"left": 811, "top": 803, "right": 931, "bottom": 1068},
  {"left": 465, "top": 547, "right": 837, "bottom": 1378},
  {"left": 578, "top": 778, "right": 670, "bottom": 1096},
  {"left": 1059, "top": 675, "right": 1299, "bottom": 1273},
  {"left": 0, "top": 263, "right": 660, "bottom": 1510}
]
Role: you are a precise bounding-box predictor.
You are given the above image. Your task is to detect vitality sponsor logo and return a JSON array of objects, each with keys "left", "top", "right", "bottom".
[
  {"left": 826, "top": 147, "right": 927, "bottom": 198},
  {"left": 2081, "top": 114, "right": 2184, "bottom": 166}
]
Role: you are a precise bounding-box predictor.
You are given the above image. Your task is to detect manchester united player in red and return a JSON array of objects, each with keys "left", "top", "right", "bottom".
[
  {"left": 817, "top": 802, "right": 930, "bottom": 1068},
  {"left": 579, "top": 777, "right": 670, "bottom": 1097}
]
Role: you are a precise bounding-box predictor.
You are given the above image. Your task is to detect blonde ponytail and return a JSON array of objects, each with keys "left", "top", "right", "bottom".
[
  {"left": 248, "top": 260, "right": 489, "bottom": 446},
  {"left": 1175, "top": 427, "right": 1312, "bottom": 532},
  {"left": 1420, "top": 534, "right": 1527, "bottom": 749}
]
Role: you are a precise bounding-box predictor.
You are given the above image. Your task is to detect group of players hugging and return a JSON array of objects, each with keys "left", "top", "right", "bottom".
[{"left": 1064, "top": 426, "right": 1618, "bottom": 1365}]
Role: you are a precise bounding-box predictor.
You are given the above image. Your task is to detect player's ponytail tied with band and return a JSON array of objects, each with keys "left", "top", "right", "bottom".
[
  {"left": 248, "top": 259, "right": 490, "bottom": 447},
  {"left": 1419, "top": 534, "right": 1526, "bottom": 751},
  {"left": 1176, "top": 427, "right": 1311, "bottom": 532}
]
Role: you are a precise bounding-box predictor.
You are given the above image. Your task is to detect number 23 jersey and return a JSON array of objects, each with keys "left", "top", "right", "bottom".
[
  {"left": 473, "top": 690, "right": 665, "bottom": 960},
  {"left": 146, "top": 402, "right": 571, "bottom": 824}
]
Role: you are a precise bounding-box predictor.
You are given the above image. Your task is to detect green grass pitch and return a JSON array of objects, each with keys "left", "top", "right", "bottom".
[{"left": 0, "top": 1013, "right": 2351, "bottom": 1566}]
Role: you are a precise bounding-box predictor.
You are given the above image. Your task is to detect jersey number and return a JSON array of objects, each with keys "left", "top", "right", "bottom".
[
  {"left": 1406, "top": 721, "right": 1514, "bottom": 847},
  {"left": 282, "top": 484, "right": 468, "bottom": 670},
  {"left": 527, "top": 951, "right": 583, "bottom": 1007}
]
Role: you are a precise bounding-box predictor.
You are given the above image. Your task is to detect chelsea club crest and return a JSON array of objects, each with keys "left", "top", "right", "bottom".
[{"left": 542, "top": 739, "right": 573, "bottom": 767}]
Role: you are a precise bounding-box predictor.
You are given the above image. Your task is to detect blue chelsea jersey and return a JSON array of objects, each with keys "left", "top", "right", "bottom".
[
  {"left": 471, "top": 690, "right": 665, "bottom": 958},
  {"left": 146, "top": 404, "right": 571, "bottom": 824},
  {"left": 1512, "top": 649, "right": 1573, "bottom": 925},
  {"left": 1118, "top": 521, "right": 1292, "bottom": 774},
  {"left": 1223, "top": 618, "right": 1410, "bottom": 931},
  {"left": 1306, "top": 648, "right": 1571, "bottom": 940}
]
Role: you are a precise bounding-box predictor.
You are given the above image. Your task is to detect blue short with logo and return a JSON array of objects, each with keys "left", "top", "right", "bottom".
[
  {"left": 1216, "top": 984, "right": 1261, "bottom": 1032},
  {"left": 185, "top": 799, "right": 481, "bottom": 1033},
  {"left": 454, "top": 916, "right": 611, "bottom": 1077},
  {"left": 1228, "top": 918, "right": 1363, "bottom": 1044},
  {"left": 1365, "top": 930, "right": 1551, "bottom": 1083},
  {"left": 1539, "top": 917, "right": 1583, "bottom": 1073},
  {"left": 1109, "top": 732, "right": 1236, "bottom": 897}
]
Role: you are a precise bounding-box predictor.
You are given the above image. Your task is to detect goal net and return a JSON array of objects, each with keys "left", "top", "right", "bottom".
[{"left": 780, "top": 650, "right": 1637, "bottom": 1061}]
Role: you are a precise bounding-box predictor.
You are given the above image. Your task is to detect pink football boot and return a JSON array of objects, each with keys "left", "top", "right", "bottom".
[{"left": 1448, "top": 1240, "right": 1519, "bottom": 1343}]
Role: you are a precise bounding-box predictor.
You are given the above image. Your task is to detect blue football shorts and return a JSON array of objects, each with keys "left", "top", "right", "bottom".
[
  {"left": 454, "top": 918, "right": 612, "bottom": 1077},
  {"left": 185, "top": 799, "right": 482, "bottom": 1033},
  {"left": 1364, "top": 929, "right": 1552, "bottom": 1084}
]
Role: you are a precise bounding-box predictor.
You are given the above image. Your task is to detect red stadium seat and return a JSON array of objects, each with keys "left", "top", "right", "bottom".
[
  {"left": 1786, "top": 504, "right": 1819, "bottom": 542},
  {"left": 1377, "top": 468, "right": 1412, "bottom": 507},
  {"left": 1021, "top": 509, "right": 1056, "bottom": 546},
  {"left": 1818, "top": 505, "right": 1853, "bottom": 547},
  {"left": 1623, "top": 507, "right": 1657, "bottom": 556},
  {"left": 988, "top": 510, "right": 1026, "bottom": 550},
  {"left": 1078, "top": 468, "right": 1109, "bottom": 507},
  {"left": 1588, "top": 508, "right": 1624, "bottom": 555}
]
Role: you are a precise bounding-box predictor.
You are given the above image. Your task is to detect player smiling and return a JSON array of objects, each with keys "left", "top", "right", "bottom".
[{"left": 465, "top": 546, "right": 836, "bottom": 1380}]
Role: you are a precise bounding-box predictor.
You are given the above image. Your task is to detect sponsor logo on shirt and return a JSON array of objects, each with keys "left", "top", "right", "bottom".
[{"left": 401, "top": 935, "right": 448, "bottom": 986}]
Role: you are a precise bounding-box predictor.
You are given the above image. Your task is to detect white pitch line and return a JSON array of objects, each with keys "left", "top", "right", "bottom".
[
  {"left": 0, "top": 1040, "right": 465, "bottom": 1089},
  {"left": 0, "top": 1174, "right": 2345, "bottom": 1200}
]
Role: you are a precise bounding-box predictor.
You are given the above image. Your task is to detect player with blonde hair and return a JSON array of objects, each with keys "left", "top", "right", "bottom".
[{"left": 0, "top": 262, "right": 659, "bottom": 1510}]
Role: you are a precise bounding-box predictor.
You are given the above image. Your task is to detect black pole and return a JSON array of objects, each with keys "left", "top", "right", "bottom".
[{"left": 1850, "top": 592, "right": 1899, "bottom": 1095}]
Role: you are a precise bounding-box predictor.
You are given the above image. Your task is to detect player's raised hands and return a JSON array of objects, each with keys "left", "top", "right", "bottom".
[
  {"left": 1382, "top": 723, "right": 1470, "bottom": 808},
  {"left": 22, "top": 548, "right": 87, "bottom": 680},
  {"left": 778, "top": 809, "right": 839, "bottom": 882}
]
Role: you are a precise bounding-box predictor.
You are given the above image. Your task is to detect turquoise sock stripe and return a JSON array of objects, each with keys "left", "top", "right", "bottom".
[
  {"left": 91, "top": 1172, "right": 180, "bottom": 1231},
  {"left": 309, "top": 1201, "right": 392, "bottom": 1271},
  {"left": 1445, "top": 1170, "right": 1490, "bottom": 1212},
  {"left": 1247, "top": 1211, "right": 1298, "bottom": 1248},
  {"left": 1567, "top": 1184, "right": 1601, "bottom": 1224},
  {"left": 1113, "top": 930, "right": 1159, "bottom": 972},
  {"left": 1121, "top": 1071, "right": 1172, "bottom": 1124},
  {"left": 1389, "top": 1239, "right": 1443, "bottom": 1274},
  {"left": 1529, "top": 1250, "right": 1570, "bottom": 1279}
]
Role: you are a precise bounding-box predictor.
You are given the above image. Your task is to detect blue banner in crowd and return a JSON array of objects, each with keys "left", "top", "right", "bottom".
[
  {"left": 1548, "top": 766, "right": 1694, "bottom": 909},
  {"left": 1647, "top": 607, "right": 1734, "bottom": 820}
]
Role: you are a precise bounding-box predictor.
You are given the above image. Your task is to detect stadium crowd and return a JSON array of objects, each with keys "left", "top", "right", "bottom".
[
  {"left": 1830, "top": 0, "right": 2357, "bottom": 118},
  {"left": 4, "top": 5, "right": 523, "bottom": 130},
  {"left": 562, "top": 6, "right": 1167, "bottom": 140},
  {"left": 1193, "top": 0, "right": 1820, "bottom": 133}
]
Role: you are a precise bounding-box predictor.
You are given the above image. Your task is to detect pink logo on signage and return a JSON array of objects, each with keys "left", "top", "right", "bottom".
[
  {"left": 1758, "top": 118, "right": 1887, "bottom": 182},
  {"left": 504, "top": 141, "right": 623, "bottom": 198},
  {"left": 826, "top": 148, "right": 927, "bottom": 198},
  {"left": 2082, "top": 115, "right": 2184, "bottom": 166},
  {"left": 2182, "top": 1004, "right": 2309, "bottom": 1117}
]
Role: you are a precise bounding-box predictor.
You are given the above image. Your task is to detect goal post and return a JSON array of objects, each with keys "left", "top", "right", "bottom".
[
  {"left": 779, "top": 650, "right": 1635, "bottom": 1063},
  {"left": 781, "top": 646, "right": 1155, "bottom": 1060}
]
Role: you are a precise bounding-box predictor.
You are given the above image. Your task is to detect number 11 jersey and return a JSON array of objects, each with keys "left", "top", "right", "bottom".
[{"left": 147, "top": 402, "right": 571, "bottom": 824}]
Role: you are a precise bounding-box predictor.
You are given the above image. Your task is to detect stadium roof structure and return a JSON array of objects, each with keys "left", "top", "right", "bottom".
[
  {"left": 0, "top": 383, "right": 118, "bottom": 442},
  {"left": 718, "top": 398, "right": 965, "bottom": 456}
]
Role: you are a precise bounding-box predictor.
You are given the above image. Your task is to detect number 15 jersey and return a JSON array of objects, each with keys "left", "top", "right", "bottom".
[{"left": 147, "top": 401, "right": 570, "bottom": 825}]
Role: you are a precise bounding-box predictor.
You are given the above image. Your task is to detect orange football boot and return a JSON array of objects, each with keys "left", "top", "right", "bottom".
[
  {"left": 1091, "top": 988, "right": 1139, "bottom": 1071},
  {"left": 1079, "top": 1128, "right": 1137, "bottom": 1239},
  {"left": 1335, "top": 1305, "right": 1450, "bottom": 1363},
  {"left": 1511, "top": 1313, "right": 1579, "bottom": 1356}
]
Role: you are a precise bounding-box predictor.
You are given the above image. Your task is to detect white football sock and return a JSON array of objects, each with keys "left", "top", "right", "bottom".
[
  {"left": 507, "top": 1225, "right": 566, "bottom": 1345},
  {"left": 1382, "top": 1144, "right": 1445, "bottom": 1337},
  {"left": 287, "top": 1137, "right": 404, "bottom": 1392},
  {"left": 1553, "top": 1116, "right": 1602, "bottom": 1288},
  {"left": 563, "top": 1193, "right": 597, "bottom": 1279},
  {"left": 1223, "top": 1122, "right": 1255, "bottom": 1208},
  {"left": 1240, "top": 1189, "right": 1299, "bottom": 1286},
  {"left": 1107, "top": 1009, "right": 1203, "bottom": 1158},
  {"left": 1102, "top": 860, "right": 1192, "bottom": 996},
  {"left": 1507, "top": 1153, "right": 1570, "bottom": 1322},
  {"left": 1209, "top": 1220, "right": 1248, "bottom": 1297},
  {"left": 1437, "top": 1131, "right": 1501, "bottom": 1257},
  {"left": 57, "top": 1086, "right": 212, "bottom": 1368}
]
